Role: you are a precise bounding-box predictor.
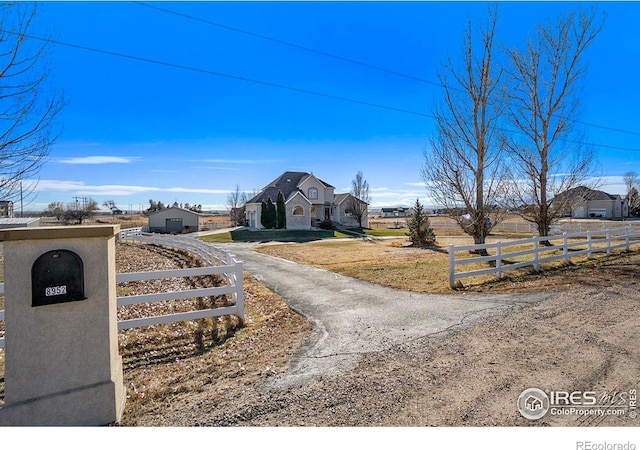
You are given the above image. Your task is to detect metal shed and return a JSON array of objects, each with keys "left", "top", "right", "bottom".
[
  {"left": 147, "top": 207, "right": 200, "bottom": 233},
  {"left": 0, "top": 217, "right": 41, "bottom": 229}
]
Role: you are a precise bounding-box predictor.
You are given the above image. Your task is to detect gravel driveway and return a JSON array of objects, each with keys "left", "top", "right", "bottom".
[{"left": 217, "top": 242, "right": 551, "bottom": 390}]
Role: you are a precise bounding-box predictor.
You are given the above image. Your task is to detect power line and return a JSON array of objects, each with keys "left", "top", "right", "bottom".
[
  {"left": 133, "top": 1, "right": 640, "bottom": 139},
  {"left": 132, "top": 1, "right": 443, "bottom": 89},
  {"left": 16, "top": 31, "right": 434, "bottom": 119},
  {"left": 7, "top": 29, "right": 640, "bottom": 153}
]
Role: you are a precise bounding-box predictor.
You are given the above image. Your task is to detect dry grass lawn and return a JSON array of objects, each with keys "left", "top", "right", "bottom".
[{"left": 255, "top": 235, "right": 640, "bottom": 294}]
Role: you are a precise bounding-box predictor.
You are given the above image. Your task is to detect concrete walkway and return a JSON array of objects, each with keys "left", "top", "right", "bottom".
[{"left": 216, "top": 242, "right": 551, "bottom": 390}]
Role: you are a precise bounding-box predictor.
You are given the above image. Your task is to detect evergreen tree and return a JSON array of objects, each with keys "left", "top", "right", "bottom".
[
  {"left": 260, "top": 200, "right": 269, "bottom": 228},
  {"left": 276, "top": 191, "right": 286, "bottom": 229},
  {"left": 266, "top": 197, "right": 276, "bottom": 228},
  {"left": 407, "top": 198, "right": 436, "bottom": 246}
]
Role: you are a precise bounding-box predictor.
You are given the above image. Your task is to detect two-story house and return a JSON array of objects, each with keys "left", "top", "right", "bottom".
[{"left": 244, "top": 171, "right": 369, "bottom": 230}]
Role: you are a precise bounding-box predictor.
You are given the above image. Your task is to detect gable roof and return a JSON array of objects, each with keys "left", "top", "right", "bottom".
[
  {"left": 248, "top": 171, "right": 334, "bottom": 204},
  {"left": 147, "top": 206, "right": 201, "bottom": 217},
  {"left": 554, "top": 186, "right": 621, "bottom": 204}
]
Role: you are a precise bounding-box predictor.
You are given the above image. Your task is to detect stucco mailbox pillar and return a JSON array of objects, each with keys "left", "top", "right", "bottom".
[{"left": 0, "top": 225, "right": 125, "bottom": 426}]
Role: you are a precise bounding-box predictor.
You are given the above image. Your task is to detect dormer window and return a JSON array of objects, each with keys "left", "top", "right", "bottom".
[{"left": 308, "top": 187, "right": 318, "bottom": 200}]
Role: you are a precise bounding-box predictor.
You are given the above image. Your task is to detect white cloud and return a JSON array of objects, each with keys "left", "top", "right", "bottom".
[
  {"left": 192, "top": 159, "right": 284, "bottom": 165},
  {"left": 58, "top": 156, "right": 141, "bottom": 164},
  {"left": 35, "top": 180, "right": 234, "bottom": 197}
]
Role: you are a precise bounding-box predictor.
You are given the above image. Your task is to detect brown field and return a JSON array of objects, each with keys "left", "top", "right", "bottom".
[{"left": 255, "top": 234, "right": 640, "bottom": 294}]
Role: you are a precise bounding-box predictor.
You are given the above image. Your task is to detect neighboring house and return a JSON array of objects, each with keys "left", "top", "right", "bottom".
[
  {"left": 147, "top": 207, "right": 201, "bottom": 233},
  {"left": 0, "top": 217, "right": 40, "bottom": 229},
  {"left": 381, "top": 207, "right": 412, "bottom": 218},
  {"left": 0, "top": 200, "right": 14, "bottom": 218},
  {"left": 553, "top": 186, "right": 628, "bottom": 219},
  {"left": 244, "top": 171, "right": 369, "bottom": 230}
]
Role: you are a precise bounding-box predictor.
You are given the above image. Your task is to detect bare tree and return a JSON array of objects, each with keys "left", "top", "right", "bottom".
[
  {"left": 624, "top": 171, "right": 640, "bottom": 217},
  {"left": 348, "top": 171, "right": 370, "bottom": 228},
  {"left": 102, "top": 200, "right": 120, "bottom": 214},
  {"left": 62, "top": 198, "right": 99, "bottom": 224},
  {"left": 47, "top": 201, "right": 64, "bottom": 221},
  {"left": 226, "top": 185, "right": 244, "bottom": 226},
  {"left": 422, "top": 6, "right": 508, "bottom": 249},
  {"left": 503, "top": 7, "right": 603, "bottom": 240},
  {"left": 0, "top": 3, "right": 63, "bottom": 202},
  {"left": 228, "top": 185, "right": 259, "bottom": 226}
]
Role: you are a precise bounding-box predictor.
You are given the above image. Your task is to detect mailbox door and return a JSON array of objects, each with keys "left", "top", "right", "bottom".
[{"left": 31, "top": 249, "right": 86, "bottom": 307}]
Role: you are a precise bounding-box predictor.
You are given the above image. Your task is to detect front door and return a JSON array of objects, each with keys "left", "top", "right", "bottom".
[{"left": 324, "top": 207, "right": 331, "bottom": 221}]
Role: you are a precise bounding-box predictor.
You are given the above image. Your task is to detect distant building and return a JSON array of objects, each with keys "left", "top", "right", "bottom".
[
  {"left": 553, "top": 186, "right": 628, "bottom": 219},
  {"left": 0, "top": 217, "right": 40, "bottom": 229},
  {"left": 381, "top": 207, "right": 412, "bottom": 218},
  {"left": 0, "top": 200, "right": 14, "bottom": 218},
  {"left": 147, "top": 207, "right": 201, "bottom": 233}
]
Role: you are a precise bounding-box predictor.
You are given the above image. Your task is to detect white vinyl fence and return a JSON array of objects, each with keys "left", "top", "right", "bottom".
[
  {"left": 449, "top": 225, "right": 640, "bottom": 289},
  {"left": 380, "top": 218, "right": 640, "bottom": 236},
  {"left": 0, "top": 229, "right": 244, "bottom": 349},
  {"left": 116, "top": 229, "right": 244, "bottom": 330}
]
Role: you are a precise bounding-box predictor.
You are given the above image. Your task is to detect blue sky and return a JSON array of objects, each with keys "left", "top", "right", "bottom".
[{"left": 17, "top": 1, "right": 640, "bottom": 212}]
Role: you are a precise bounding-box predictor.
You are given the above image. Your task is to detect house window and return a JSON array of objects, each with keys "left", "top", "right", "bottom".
[
  {"left": 292, "top": 205, "right": 304, "bottom": 216},
  {"left": 308, "top": 187, "right": 318, "bottom": 200}
]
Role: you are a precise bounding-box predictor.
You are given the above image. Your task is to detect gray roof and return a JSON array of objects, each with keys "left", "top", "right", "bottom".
[
  {"left": 147, "top": 206, "right": 201, "bottom": 216},
  {"left": 0, "top": 217, "right": 39, "bottom": 224},
  {"left": 0, "top": 217, "right": 40, "bottom": 228},
  {"left": 248, "top": 171, "right": 334, "bottom": 204},
  {"left": 555, "top": 186, "right": 620, "bottom": 203}
]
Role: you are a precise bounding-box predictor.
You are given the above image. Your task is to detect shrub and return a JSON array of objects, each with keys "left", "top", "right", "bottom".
[{"left": 320, "top": 219, "right": 334, "bottom": 230}]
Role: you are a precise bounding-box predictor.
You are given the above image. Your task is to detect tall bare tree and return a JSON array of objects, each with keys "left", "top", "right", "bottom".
[
  {"left": 422, "top": 6, "right": 507, "bottom": 248},
  {"left": 0, "top": 3, "right": 63, "bottom": 202},
  {"left": 503, "top": 7, "right": 603, "bottom": 239},
  {"left": 226, "top": 185, "right": 243, "bottom": 226},
  {"left": 624, "top": 171, "right": 640, "bottom": 217},
  {"left": 348, "top": 170, "right": 370, "bottom": 228}
]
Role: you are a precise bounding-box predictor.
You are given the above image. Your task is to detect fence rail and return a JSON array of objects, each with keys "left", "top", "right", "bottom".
[
  {"left": 449, "top": 225, "right": 640, "bottom": 288},
  {"left": 0, "top": 229, "right": 244, "bottom": 348},
  {"left": 116, "top": 229, "right": 244, "bottom": 330},
  {"left": 372, "top": 217, "right": 640, "bottom": 236}
]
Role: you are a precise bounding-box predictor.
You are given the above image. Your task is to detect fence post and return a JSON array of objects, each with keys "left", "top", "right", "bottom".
[
  {"left": 626, "top": 225, "right": 631, "bottom": 251},
  {"left": 235, "top": 263, "right": 244, "bottom": 322},
  {"left": 606, "top": 230, "right": 611, "bottom": 255},
  {"left": 587, "top": 231, "right": 592, "bottom": 259},
  {"left": 496, "top": 241, "right": 502, "bottom": 280},
  {"left": 448, "top": 244, "right": 456, "bottom": 289},
  {"left": 533, "top": 237, "right": 539, "bottom": 272},
  {"left": 563, "top": 232, "right": 569, "bottom": 265}
]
